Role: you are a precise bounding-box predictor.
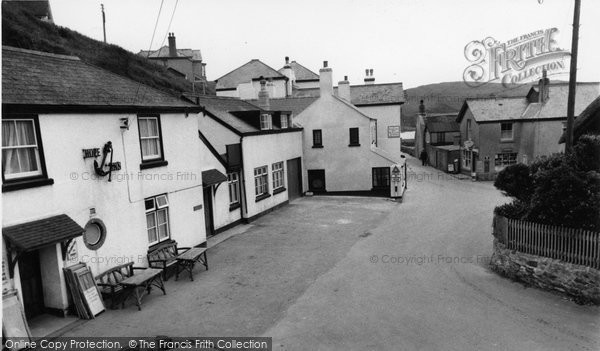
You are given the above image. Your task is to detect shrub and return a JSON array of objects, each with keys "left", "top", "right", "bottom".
[
  {"left": 493, "top": 163, "right": 534, "bottom": 203},
  {"left": 494, "top": 200, "right": 528, "bottom": 220}
]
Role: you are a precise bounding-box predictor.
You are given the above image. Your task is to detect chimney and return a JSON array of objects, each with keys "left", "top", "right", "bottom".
[
  {"left": 418, "top": 100, "right": 426, "bottom": 116},
  {"left": 319, "top": 60, "right": 333, "bottom": 96},
  {"left": 338, "top": 75, "right": 351, "bottom": 102},
  {"left": 538, "top": 69, "right": 550, "bottom": 103},
  {"left": 364, "top": 68, "right": 375, "bottom": 85},
  {"left": 168, "top": 33, "right": 177, "bottom": 57},
  {"left": 282, "top": 56, "right": 295, "bottom": 97},
  {"left": 257, "top": 77, "right": 270, "bottom": 110}
]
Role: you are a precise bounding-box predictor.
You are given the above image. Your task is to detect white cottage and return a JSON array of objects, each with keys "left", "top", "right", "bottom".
[{"left": 1, "top": 47, "right": 222, "bottom": 325}]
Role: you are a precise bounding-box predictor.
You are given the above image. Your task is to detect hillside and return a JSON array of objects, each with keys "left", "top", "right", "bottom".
[
  {"left": 2, "top": 2, "right": 215, "bottom": 97},
  {"left": 402, "top": 81, "right": 534, "bottom": 129}
]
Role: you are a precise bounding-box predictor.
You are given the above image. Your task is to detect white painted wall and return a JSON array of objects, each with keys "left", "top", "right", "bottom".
[
  {"left": 2, "top": 111, "right": 214, "bottom": 310},
  {"left": 217, "top": 80, "right": 288, "bottom": 100},
  {"left": 241, "top": 132, "right": 303, "bottom": 219},
  {"left": 359, "top": 104, "right": 402, "bottom": 158},
  {"left": 295, "top": 94, "right": 394, "bottom": 192}
]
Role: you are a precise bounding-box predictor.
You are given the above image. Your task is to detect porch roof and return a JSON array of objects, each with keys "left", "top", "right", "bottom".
[
  {"left": 3, "top": 214, "right": 83, "bottom": 252},
  {"left": 202, "top": 169, "right": 228, "bottom": 187}
]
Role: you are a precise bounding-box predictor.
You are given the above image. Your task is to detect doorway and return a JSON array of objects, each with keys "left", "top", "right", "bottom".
[
  {"left": 286, "top": 158, "right": 302, "bottom": 200},
  {"left": 307, "top": 169, "right": 326, "bottom": 193},
  {"left": 203, "top": 186, "right": 215, "bottom": 236},
  {"left": 18, "top": 250, "right": 45, "bottom": 319}
]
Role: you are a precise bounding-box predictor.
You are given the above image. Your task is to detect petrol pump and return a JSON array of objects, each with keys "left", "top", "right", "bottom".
[{"left": 390, "top": 160, "right": 406, "bottom": 200}]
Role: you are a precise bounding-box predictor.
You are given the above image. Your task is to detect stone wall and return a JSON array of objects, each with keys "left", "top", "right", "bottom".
[{"left": 490, "top": 239, "right": 600, "bottom": 304}]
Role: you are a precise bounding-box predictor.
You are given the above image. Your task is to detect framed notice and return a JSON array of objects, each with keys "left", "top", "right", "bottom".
[{"left": 388, "top": 126, "right": 400, "bottom": 138}]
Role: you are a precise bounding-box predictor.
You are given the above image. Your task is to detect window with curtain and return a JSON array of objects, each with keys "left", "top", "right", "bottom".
[
  {"left": 138, "top": 116, "right": 163, "bottom": 161},
  {"left": 2, "top": 119, "right": 43, "bottom": 180},
  {"left": 145, "top": 194, "right": 170, "bottom": 245}
]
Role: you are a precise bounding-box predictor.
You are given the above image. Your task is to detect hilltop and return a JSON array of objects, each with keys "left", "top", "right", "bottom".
[
  {"left": 2, "top": 1, "right": 215, "bottom": 97},
  {"left": 402, "top": 81, "right": 534, "bottom": 129}
]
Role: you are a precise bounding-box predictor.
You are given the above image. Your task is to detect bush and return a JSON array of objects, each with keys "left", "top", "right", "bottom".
[{"left": 494, "top": 137, "right": 600, "bottom": 231}]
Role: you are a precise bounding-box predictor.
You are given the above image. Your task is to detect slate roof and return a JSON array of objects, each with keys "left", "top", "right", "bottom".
[
  {"left": 139, "top": 46, "right": 202, "bottom": 61},
  {"left": 560, "top": 95, "right": 600, "bottom": 143},
  {"left": 249, "top": 97, "right": 318, "bottom": 117},
  {"left": 424, "top": 114, "right": 460, "bottom": 133},
  {"left": 2, "top": 46, "right": 198, "bottom": 110},
  {"left": 3, "top": 214, "right": 83, "bottom": 251},
  {"left": 292, "top": 83, "right": 405, "bottom": 105},
  {"left": 278, "top": 61, "right": 319, "bottom": 81},
  {"left": 197, "top": 96, "right": 262, "bottom": 134},
  {"left": 215, "top": 59, "right": 286, "bottom": 90},
  {"left": 457, "top": 83, "right": 600, "bottom": 123}
]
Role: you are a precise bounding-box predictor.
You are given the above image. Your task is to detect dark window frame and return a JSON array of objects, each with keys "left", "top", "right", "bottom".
[
  {"left": 2, "top": 114, "right": 53, "bottom": 192},
  {"left": 372, "top": 167, "right": 390, "bottom": 189},
  {"left": 312, "top": 129, "right": 323, "bottom": 148},
  {"left": 349, "top": 127, "right": 360, "bottom": 146},
  {"left": 137, "top": 114, "right": 168, "bottom": 170}
]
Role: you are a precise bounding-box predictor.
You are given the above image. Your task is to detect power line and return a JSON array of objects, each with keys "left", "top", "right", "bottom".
[{"left": 132, "top": 0, "right": 165, "bottom": 104}]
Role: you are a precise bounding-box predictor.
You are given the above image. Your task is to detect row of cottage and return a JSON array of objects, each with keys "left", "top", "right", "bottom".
[
  {"left": 1, "top": 46, "right": 406, "bottom": 325},
  {"left": 414, "top": 71, "right": 600, "bottom": 179}
]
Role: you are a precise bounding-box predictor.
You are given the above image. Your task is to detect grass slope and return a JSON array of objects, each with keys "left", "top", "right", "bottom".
[{"left": 2, "top": 2, "right": 215, "bottom": 97}]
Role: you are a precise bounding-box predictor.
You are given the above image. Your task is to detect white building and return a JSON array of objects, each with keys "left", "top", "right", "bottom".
[
  {"left": 1, "top": 47, "right": 222, "bottom": 324},
  {"left": 294, "top": 61, "right": 406, "bottom": 196}
]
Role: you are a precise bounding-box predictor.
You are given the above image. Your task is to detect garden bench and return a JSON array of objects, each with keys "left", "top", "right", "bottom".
[
  {"left": 94, "top": 262, "right": 146, "bottom": 309},
  {"left": 147, "top": 241, "right": 190, "bottom": 280}
]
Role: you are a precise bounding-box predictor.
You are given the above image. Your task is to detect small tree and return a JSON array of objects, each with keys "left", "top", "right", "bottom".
[{"left": 493, "top": 163, "right": 534, "bottom": 203}]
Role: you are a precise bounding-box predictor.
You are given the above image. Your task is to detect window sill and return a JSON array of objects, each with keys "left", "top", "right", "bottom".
[
  {"left": 2, "top": 177, "right": 54, "bottom": 193},
  {"left": 312, "top": 145, "right": 324, "bottom": 148},
  {"left": 273, "top": 187, "right": 286, "bottom": 195},
  {"left": 140, "top": 160, "right": 169, "bottom": 170},
  {"left": 500, "top": 139, "right": 514, "bottom": 143},
  {"left": 348, "top": 144, "right": 361, "bottom": 147},
  {"left": 255, "top": 193, "right": 271, "bottom": 203},
  {"left": 229, "top": 203, "right": 241, "bottom": 212}
]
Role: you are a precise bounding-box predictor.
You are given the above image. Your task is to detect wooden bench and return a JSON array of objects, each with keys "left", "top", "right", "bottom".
[
  {"left": 95, "top": 262, "right": 146, "bottom": 309},
  {"left": 147, "top": 241, "right": 190, "bottom": 280}
]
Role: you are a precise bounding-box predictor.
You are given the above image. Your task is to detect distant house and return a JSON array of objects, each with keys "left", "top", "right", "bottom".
[
  {"left": 197, "top": 83, "right": 306, "bottom": 230},
  {"left": 278, "top": 57, "right": 320, "bottom": 90},
  {"left": 456, "top": 75, "right": 600, "bottom": 180},
  {"left": 560, "top": 95, "right": 600, "bottom": 143},
  {"left": 294, "top": 61, "right": 406, "bottom": 197},
  {"left": 423, "top": 113, "right": 461, "bottom": 172},
  {"left": 1, "top": 46, "right": 222, "bottom": 325},
  {"left": 139, "top": 33, "right": 206, "bottom": 83},
  {"left": 215, "top": 59, "right": 289, "bottom": 99}
]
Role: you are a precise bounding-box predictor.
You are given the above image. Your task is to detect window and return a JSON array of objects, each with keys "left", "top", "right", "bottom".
[
  {"left": 495, "top": 152, "right": 517, "bottom": 168},
  {"left": 272, "top": 162, "right": 284, "bottom": 190},
  {"left": 280, "top": 114, "right": 289, "bottom": 129},
  {"left": 145, "top": 194, "right": 170, "bottom": 245},
  {"left": 372, "top": 167, "right": 390, "bottom": 189},
  {"left": 228, "top": 173, "right": 240, "bottom": 205},
  {"left": 138, "top": 116, "right": 163, "bottom": 162},
  {"left": 312, "top": 129, "right": 323, "bottom": 148},
  {"left": 2, "top": 118, "right": 44, "bottom": 180},
  {"left": 500, "top": 123, "right": 513, "bottom": 141},
  {"left": 349, "top": 128, "right": 360, "bottom": 146},
  {"left": 466, "top": 119, "right": 472, "bottom": 141},
  {"left": 254, "top": 166, "right": 269, "bottom": 197},
  {"left": 260, "top": 114, "right": 272, "bottom": 130},
  {"left": 83, "top": 218, "right": 107, "bottom": 250},
  {"left": 462, "top": 149, "right": 472, "bottom": 169}
]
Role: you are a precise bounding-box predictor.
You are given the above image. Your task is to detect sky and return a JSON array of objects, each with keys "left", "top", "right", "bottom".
[{"left": 49, "top": 0, "right": 600, "bottom": 89}]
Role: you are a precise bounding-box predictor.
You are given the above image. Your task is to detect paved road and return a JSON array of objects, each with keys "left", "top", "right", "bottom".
[
  {"left": 65, "top": 157, "right": 600, "bottom": 350},
  {"left": 264, "top": 158, "right": 600, "bottom": 351}
]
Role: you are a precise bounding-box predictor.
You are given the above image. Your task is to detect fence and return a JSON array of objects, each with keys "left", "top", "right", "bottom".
[{"left": 494, "top": 215, "right": 600, "bottom": 269}]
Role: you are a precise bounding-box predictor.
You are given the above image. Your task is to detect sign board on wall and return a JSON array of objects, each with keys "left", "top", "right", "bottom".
[{"left": 388, "top": 126, "right": 401, "bottom": 138}]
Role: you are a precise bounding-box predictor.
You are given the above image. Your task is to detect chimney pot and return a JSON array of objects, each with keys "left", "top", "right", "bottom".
[
  {"left": 168, "top": 33, "right": 177, "bottom": 57},
  {"left": 365, "top": 69, "right": 369, "bottom": 76},
  {"left": 285, "top": 56, "right": 289, "bottom": 64},
  {"left": 370, "top": 69, "right": 374, "bottom": 76},
  {"left": 323, "top": 61, "right": 328, "bottom": 68},
  {"left": 344, "top": 75, "right": 348, "bottom": 81}
]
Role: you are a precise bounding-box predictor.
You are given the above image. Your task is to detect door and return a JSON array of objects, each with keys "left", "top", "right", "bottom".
[
  {"left": 307, "top": 170, "right": 326, "bottom": 193},
  {"left": 18, "top": 250, "right": 44, "bottom": 319},
  {"left": 203, "top": 186, "right": 214, "bottom": 236},
  {"left": 286, "top": 158, "right": 302, "bottom": 201}
]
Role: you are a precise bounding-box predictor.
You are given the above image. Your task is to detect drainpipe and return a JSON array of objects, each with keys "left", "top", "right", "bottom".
[{"left": 239, "top": 136, "right": 248, "bottom": 221}]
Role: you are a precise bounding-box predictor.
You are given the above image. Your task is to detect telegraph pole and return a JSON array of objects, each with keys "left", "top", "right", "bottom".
[
  {"left": 101, "top": 4, "right": 107, "bottom": 43},
  {"left": 565, "top": 0, "right": 581, "bottom": 153}
]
